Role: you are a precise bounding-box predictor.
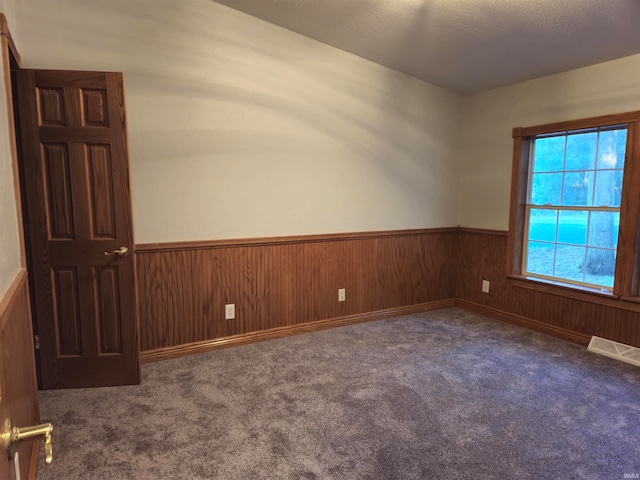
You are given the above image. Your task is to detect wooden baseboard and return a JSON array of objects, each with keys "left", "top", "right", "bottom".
[
  {"left": 456, "top": 298, "right": 591, "bottom": 346},
  {"left": 140, "top": 298, "right": 455, "bottom": 364}
]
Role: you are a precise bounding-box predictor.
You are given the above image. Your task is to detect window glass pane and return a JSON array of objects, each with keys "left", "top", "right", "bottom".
[
  {"left": 524, "top": 125, "right": 627, "bottom": 290},
  {"left": 584, "top": 248, "right": 616, "bottom": 287},
  {"left": 588, "top": 211, "right": 619, "bottom": 249},
  {"left": 597, "top": 129, "right": 626, "bottom": 169},
  {"left": 593, "top": 170, "right": 622, "bottom": 207},
  {"left": 557, "top": 210, "right": 587, "bottom": 246},
  {"left": 533, "top": 136, "right": 565, "bottom": 172},
  {"left": 526, "top": 242, "right": 554, "bottom": 276},
  {"left": 565, "top": 132, "right": 597, "bottom": 171},
  {"left": 531, "top": 173, "right": 562, "bottom": 205},
  {"left": 528, "top": 209, "right": 557, "bottom": 242},
  {"left": 554, "top": 245, "right": 586, "bottom": 283},
  {"left": 561, "top": 171, "right": 594, "bottom": 206}
]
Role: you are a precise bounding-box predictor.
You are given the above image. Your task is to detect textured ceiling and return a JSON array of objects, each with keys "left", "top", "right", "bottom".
[{"left": 213, "top": 0, "right": 640, "bottom": 95}]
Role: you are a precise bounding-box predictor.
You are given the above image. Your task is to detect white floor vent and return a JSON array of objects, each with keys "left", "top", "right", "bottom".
[{"left": 588, "top": 336, "right": 640, "bottom": 367}]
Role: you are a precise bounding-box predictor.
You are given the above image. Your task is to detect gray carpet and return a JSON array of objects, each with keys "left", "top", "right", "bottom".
[{"left": 36, "top": 308, "right": 640, "bottom": 479}]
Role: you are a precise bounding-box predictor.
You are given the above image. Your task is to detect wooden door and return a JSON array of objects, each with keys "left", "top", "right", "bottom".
[
  {"left": 1, "top": 352, "right": 18, "bottom": 480},
  {"left": 0, "top": 272, "right": 40, "bottom": 480},
  {"left": 16, "top": 70, "right": 140, "bottom": 389},
  {"left": 0, "top": 410, "right": 14, "bottom": 480}
]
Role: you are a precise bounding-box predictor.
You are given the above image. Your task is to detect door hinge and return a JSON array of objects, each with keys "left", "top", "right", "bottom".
[{"left": 34, "top": 335, "right": 40, "bottom": 350}]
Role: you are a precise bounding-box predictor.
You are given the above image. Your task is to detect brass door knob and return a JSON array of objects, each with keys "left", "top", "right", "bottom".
[
  {"left": 104, "top": 246, "right": 129, "bottom": 257},
  {"left": 0, "top": 418, "right": 54, "bottom": 464}
]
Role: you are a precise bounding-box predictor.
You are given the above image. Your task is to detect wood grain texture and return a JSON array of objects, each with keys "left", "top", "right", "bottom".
[
  {"left": 82, "top": 89, "right": 108, "bottom": 127},
  {"left": 43, "top": 143, "right": 74, "bottom": 239},
  {"left": 38, "top": 88, "right": 65, "bottom": 125},
  {"left": 457, "top": 227, "right": 507, "bottom": 237},
  {"left": 135, "top": 227, "right": 459, "bottom": 253},
  {"left": 458, "top": 229, "right": 640, "bottom": 348},
  {"left": 0, "top": 270, "right": 40, "bottom": 480},
  {"left": 506, "top": 136, "right": 531, "bottom": 276},
  {"left": 515, "top": 110, "right": 640, "bottom": 137},
  {"left": 137, "top": 230, "right": 458, "bottom": 352},
  {"left": 614, "top": 121, "right": 640, "bottom": 296},
  {"left": 456, "top": 299, "right": 591, "bottom": 346},
  {"left": 87, "top": 145, "right": 116, "bottom": 238},
  {"left": 141, "top": 299, "right": 456, "bottom": 364},
  {"left": 51, "top": 267, "right": 82, "bottom": 356},
  {"left": 17, "top": 70, "right": 140, "bottom": 389}
]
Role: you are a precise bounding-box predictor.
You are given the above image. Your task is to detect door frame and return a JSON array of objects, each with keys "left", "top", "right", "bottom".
[
  {"left": 0, "top": 13, "right": 41, "bottom": 480},
  {"left": 1, "top": 15, "right": 25, "bottom": 267},
  {"left": 4, "top": 19, "right": 44, "bottom": 390}
]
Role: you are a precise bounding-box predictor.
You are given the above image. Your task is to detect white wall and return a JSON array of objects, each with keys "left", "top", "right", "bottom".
[
  {"left": 0, "top": 1, "right": 21, "bottom": 298},
  {"left": 14, "top": 0, "right": 462, "bottom": 243},
  {"left": 459, "top": 53, "right": 640, "bottom": 230},
  {"left": 0, "top": 0, "right": 16, "bottom": 37}
]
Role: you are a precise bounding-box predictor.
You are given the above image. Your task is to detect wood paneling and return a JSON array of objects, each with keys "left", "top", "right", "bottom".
[
  {"left": 0, "top": 270, "right": 40, "bottom": 480},
  {"left": 456, "top": 299, "right": 592, "bottom": 346},
  {"left": 135, "top": 227, "right": 459, "bottom": 252},
  {"left": 138, "top": 226, "right": 640, "bottom": 358},
  {"left": 458, "top": 229, "right": 640, "bottom": 348},
  {"left": 141, "top": 299, "right": 456, "bottom": 364},
  {"left": 136, "top": 229, "right": 459, "bottom": 353}
]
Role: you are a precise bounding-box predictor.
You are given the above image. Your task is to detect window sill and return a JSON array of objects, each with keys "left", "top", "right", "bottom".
[
  {"left": 619, "top": 295, "right": 640, "bottom": 305},
  {"left": 507, "top": 275, "right": 640, "bottom": 312}
]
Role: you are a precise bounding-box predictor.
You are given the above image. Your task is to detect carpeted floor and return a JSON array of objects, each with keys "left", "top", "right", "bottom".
[{"left": 36, "top": 308, "right": 640, "bottom": 479}]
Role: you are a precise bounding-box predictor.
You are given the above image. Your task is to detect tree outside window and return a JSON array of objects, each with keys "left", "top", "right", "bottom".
[
  {"left": 525, "top": 127, "right": 626, "bottom": 289},
  {"left": 509, "top": 111, "right": 640, "bottom": 298}
]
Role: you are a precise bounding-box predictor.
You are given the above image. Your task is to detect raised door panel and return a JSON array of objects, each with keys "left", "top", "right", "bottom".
[
  {"left": 87, "top": 144, "right": 116, "bottom": 239},
  {"left": 37, "top": 87, "right": 65, "bottom": 126},
  {"left": 50, "top": 267, "right": 83, "bottom": 357},
  {"left": 18, "top": 69, "right": 139, "bottom": 389},
  {"left": 82, "top": 89, "right": 109, "bottom": 127},
  {"left": 93, "top": 266, "right": 123, "bottom": 355},
  {"left": 42, "top": 143, "right": 74, "bottom": 239}
]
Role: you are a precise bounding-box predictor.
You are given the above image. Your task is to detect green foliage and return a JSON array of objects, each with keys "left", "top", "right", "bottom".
[{"left": 527, "top": 127, "right": 627, "bottom": 286}]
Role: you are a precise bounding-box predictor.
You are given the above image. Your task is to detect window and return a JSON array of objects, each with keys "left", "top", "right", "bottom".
[
  {"left": 509, "top": 112, "right": 640, "bottom": 298},
  {"left": 525, "top": 126, "right": 626, "bottom": 289}
]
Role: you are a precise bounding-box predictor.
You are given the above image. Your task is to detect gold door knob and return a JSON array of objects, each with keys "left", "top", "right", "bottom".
[
  {"left": 104, "top": 246, "right": 129, "bottom": 257},
  {"left": 0, "top": 418, "right": 54, "bottom": 464}
]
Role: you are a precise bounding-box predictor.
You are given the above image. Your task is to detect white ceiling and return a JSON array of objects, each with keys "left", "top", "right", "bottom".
[{"left": 213, "top": 0, "right": 640, "bottom": 95}]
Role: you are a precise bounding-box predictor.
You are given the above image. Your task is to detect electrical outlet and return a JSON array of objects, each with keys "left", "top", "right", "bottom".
[
  {"left": 482, "top": 280, "right": 490, "bottom": 294},
  {"left": 338, "top": 288, "right": 346, "bottom": 302},
  {"left": 225, "top": 304, "right": 235, "bottom": 320}
]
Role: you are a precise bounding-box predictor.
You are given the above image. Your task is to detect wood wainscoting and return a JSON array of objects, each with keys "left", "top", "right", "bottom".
[
  {"left": 0, "top": 269, "right": 40, "bottom": 480},
  {"left": 457, "top": 228, "right": 640, "bottom": 348},
  {"left": 136, "top": 228, "right": 459, "bottom": 361}
]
